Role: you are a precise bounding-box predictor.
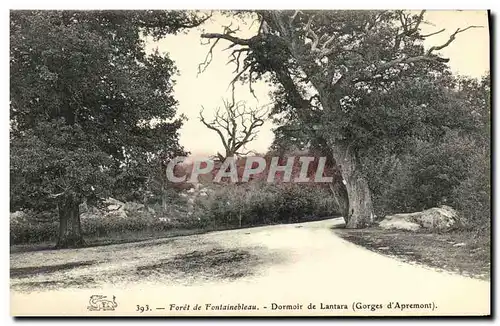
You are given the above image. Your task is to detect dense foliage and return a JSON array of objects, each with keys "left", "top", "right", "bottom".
[
  {"left": 361, "top": 74, "right": 490, "bottom": 230},
  {"left": 10, "top": 10, "right": 208, "bottom": 246},
  {"left": 192, "top": 182, "right": 341, "bottom": 229},
  {"left": 201, "top": 10, "right": 490, "bottom": 228},
  {"left": 10, "top": 10, "right": 490, "bottom": 247}
]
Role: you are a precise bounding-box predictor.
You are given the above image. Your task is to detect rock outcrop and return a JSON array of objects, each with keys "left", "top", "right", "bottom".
[
  {"left": 80, "top": 197, "right": 129, "bottom": 219},
  {"left": 379, "top": 205, "right": 460, "bottom": 232}
]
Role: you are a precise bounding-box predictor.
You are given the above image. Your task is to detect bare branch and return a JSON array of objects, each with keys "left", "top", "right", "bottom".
[
  {"left": 413, "top": 10, "right": 426, "bottom": 32},
  {"left": 199, "top": 107, "right": 229, "bottom": 152},
  {"left": 356, "top": 24, "right": 483, "bottom": 84},
  {"left": 352, "top": 54, "right": 444, "bottom": 83},
  {"left": 228, "top": 62, "right": 251, "bottom": 88},
  {"left": 227, "top": 48, "right": 249, "bottom": 74},
  {"left": 49, "top": 192, "right": 65, "bottom": 198},
  {"left": 177, "top": 12, "right": 213, "bottom": 29},
  {"left": 222, "top": 42, "right": 238, "bottom": 51},
  {"left": 305, "top": 15, "right": 321, "bottom": 53},
  {"left": 426, "top": 26, "right": 483, "bottom": 55},
  {"left": 199, "top": 90, "right": 268, "bottom": 159},
  {"left": 197, "top": 38, "right": 220, "bottom": 75},
  {"left": 236, "top": 149, "right": 257, "bottom": 156},
  {"left": 248, "top": 66, "right": 257, "bottom": 100},
  {"left": 420, "top": 28, "right": 445, "bottom": 38},
  {"left": 365, "top": 11, "right": 387, "bottom": 31},
  {"left": 199, "top": 28, "right": 260, "bottom": 88},
  {"left": 301, "top": 13, "right": 342, "bottom": 58},
  {"left": 289, "top": 10, "right": 301, "bottom": 26},
  {"left": 394, "top": 10, "right": 426, "bottom": 50},
  {"left": 201, "top": 33, "right": 251, "bottom": 46}
]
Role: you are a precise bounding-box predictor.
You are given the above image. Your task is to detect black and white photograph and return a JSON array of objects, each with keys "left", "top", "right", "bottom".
[{"left": 8, "top": 7, "right": 491, "bottom": 317}]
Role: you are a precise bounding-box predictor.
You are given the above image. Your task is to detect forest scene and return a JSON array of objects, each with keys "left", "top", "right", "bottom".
[{"left": 9, "top": 9, "right": 491, "bottom": 317}]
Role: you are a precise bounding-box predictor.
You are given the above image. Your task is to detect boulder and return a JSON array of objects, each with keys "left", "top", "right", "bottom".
[
  {"left": 104, "top": 197, "right": 125, "bottom": 207},
  {"left": 123, "top": 201, "right": 145, "bottom": 212},
  {"left": 102, "top": 197, "right": 127, "bottom": 218},
  {"left": 379, "top": 217, "right": 420, "bottom": 231},
  {"left": 106, "top": 209, "right": 127, "bottom": 219},
  {"left": 79, "top": 201, "right": 89, "bottom": 213},
  {"left": 107, "top": 204, "right": 121, "bottom": 211},
  {"left": 379, "top": 205, "right": 459, "bottom": 232},
  {"left": 80, "top": 197, "right": 129, "bottom": 219},
  {"left": 10, "top": 211, "right": 27, "bottom": 222},
  {"left": 80, "top": 206, "right": 103, "bottom": 219}
]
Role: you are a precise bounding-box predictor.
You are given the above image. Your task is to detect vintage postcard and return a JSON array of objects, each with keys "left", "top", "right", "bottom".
[{"left": 9, "top": 8, "right": 491, "bottom": 317}]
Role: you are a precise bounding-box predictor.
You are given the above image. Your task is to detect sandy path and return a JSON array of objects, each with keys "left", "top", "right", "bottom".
[{"left": 10, "top": 218, "right": 490, "bottom": 316}]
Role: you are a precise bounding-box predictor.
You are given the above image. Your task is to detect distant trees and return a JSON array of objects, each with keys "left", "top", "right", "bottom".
[{"left": 10, "top": 10, "right": 209, "bottom": 248}]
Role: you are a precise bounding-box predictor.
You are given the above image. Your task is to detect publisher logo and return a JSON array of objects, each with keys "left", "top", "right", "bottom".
[{"left": 87, "top": 295, "right": 118, "bottom": 311}]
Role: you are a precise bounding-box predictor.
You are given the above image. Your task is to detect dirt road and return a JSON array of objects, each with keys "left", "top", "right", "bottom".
[{"left": 10, "top": 218, "right": 490, "bottom": 316}]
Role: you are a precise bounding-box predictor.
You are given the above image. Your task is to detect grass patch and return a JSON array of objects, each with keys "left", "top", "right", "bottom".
[
  {"left": 11, "top": 276, "right": 98, "bottom": 292},
  {"left": 11, "top": 229, "right": 283, "bottom": 293},
  {"left": 333, "top": 227, "right": 490, "bottom": 281},
  {"left": 10, "top": 228, "right": 213, "bottom": 254},
  {"left": 10, "top": 261, "right": 97, "bottom": 279},
  {"left": 137, "top": 248, "right": 259, "bottom": 281}
]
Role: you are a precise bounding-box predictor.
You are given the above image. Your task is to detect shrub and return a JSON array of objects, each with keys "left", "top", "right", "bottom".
[
  {"left": 451, "top": 148, "right": 490, "bottom": 231},
  {"left": 10, "top": 219, "right": 59, "bottom": 244},
  {"left": 192, "top": 182, "right": 340, "bottom": 229},
  {"left": 10, "top": 200, "right": 205, "bottom": 245},
  {"left": 363, "top": 131, "right": 490, "bottom": 232}
]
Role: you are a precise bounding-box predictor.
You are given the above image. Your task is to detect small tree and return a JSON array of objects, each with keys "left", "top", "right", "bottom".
[{"left": 199, "top": 92, "right": 268, "bottom": 161}]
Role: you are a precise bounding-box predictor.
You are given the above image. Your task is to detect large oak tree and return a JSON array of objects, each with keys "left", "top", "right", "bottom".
[
  {"left": 200, "top": 10, "right": 481, "bottom": 228},
  {"left": 10, "top": 10, "right": 209, "bottom": 248}
]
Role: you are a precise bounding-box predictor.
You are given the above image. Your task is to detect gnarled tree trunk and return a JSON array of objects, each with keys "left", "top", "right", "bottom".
[
  {"left": 56, "top": 197, "right": 85, "bottom": 248},
  {"left": 329, "top": 180, "right": 349, "bottom": 219},
  {"left": 331, "top": 142, "right": 374, "bottom": 228}
]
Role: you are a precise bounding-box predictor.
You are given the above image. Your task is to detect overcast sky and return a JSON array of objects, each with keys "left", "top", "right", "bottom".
[{"left": 145, "top": 10, "right": 490, "bottom": 157}]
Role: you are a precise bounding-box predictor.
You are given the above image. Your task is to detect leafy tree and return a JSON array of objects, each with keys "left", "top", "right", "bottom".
[
  {"left": 356, "top": 72, "right": 490, "bottom": 219},
  {"left": 454, "top": 73, "right": 490, "bottom": 148},
  {"left": 451, "top": 73, "right": 490, "bottom": 228},
  {"left": 10, "top": 10, "right": 209, "bottom": 247},
  {"left": 200, "top": 10, "right": 481, "bottom": 227}
]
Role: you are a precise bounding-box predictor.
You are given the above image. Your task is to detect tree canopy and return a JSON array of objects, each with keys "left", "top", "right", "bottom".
[
  {"left": 10, "top": 10, "right": 210, "bottom": 247},
  {"left": 200, "top": 10, "right": 486, "bottom": 227}
]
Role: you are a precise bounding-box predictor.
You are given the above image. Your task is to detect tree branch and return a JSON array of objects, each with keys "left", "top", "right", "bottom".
[
  {"left": 420, "top": 28, "right": 446, "bottom": 38},
  {"left": 201, "top": 33, "right": 252, "bottom": 46},
  {"left": 394, "top": 10, "right": 426, "bottom": 50},
  {"left": 178, "top": 12, "right": 213, "bottom": 28},
  {"left": 197, "top": 38, "right": 220, "bottom": 75},
  {"left": 356, "top": 24, "right": 483, "bottom": 84},
  {"left": 199, "top": 90, "right": 268, "bottom": 159},
  {"left": 426, "top": 25, "right": 483, "bottom": 55},
  {"left": 199, "top": 107, "right": 229, "bottom": 152}
]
